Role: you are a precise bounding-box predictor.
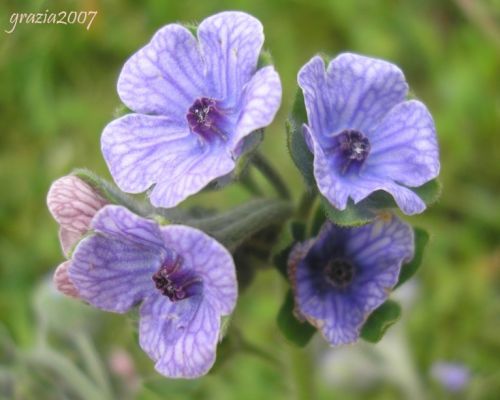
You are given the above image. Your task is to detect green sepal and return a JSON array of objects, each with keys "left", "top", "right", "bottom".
[
  {"left": 112, "top": 103, "right": 132, "bottom": 119},
  {"left": 396, "top": 227, "right": 429, "bottom": 288},
  {"left": 277, "top": 290, "right": 316, "bottom": 347},
  {"left": 310, "top": 203, "right": 327, "bottom": 237},
  {"left": 74, "top": 168, "right": 151, "bottom": 217},
  {"left": 286, "top": 89, "right": 314, "bottom": 188},
  {"left": 207, "top": 130, "right": 263, "bottom": 191},
  {"left": 257, "top": 49, "right": 273, "bottom": 68},
  {"left": 360, "top": 300, "right": 402, "bottom": 343},
  {"left": 321, "top": 179, "right": 442, "bottom": 227},
  {"left": 273, "top": 219, "right": 307, "bottom": 280}
]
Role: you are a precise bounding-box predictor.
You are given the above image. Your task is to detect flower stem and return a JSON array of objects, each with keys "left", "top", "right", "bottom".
[
  {"left": 252, "top": 153, "right": 291, "bottom": 200},
  {"left": 289, "top": 347, "right": 316, "bottom": 400},
  {"left": 190, "top": 198, "right": 293, "bottom": 251}
]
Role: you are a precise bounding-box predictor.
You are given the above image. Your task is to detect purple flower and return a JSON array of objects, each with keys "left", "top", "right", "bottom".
[
  {"left": 47, "top": 175, "right": 108, "bottom": 298},
  {"left": 298, "top": 53, "right": 440, "bottom": 215},
  {"left": 288, "top": 214, "right": 414, "bottom": 345},
  {"left": 102, "top": 11, "right": 282, "bottom": 208},
  {"left": 431, "top": 362, "right": 470, "bottom": 393},
  {"left": 69, "top": 205, "right": 237, "bottom": 378}
]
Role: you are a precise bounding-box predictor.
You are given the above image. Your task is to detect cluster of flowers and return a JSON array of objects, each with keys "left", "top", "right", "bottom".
[{"left": 47, "top": 11, "right": 440, "bottom": 378}]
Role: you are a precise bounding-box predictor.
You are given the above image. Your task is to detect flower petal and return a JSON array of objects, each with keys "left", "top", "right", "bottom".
[
  {"left": 90, "top": 205, "right": 165, "bottom": 250},
  {"left": 148, "top": 146, "right": 235, "bottom": 208},
  {"left": 325, "top": 53, "right": 408, "bottom": 135},
  {"left": 294, "top": 217, "right": 413, "bottom": 346},
  {"left": 160, "top": 225, "right": 237, "bottom": 315},
  {"left": 117, "top": 24, "right": 206, "bottom": 117},
  {"left": 139, "top": 294, "right": 219, "bottom": 378},
  {"left": 101, "top": 114, "right": 196, "bottom": 194},
  {"left": 198, "top": 11, "right": 264, "bottom": 104},
  {"left": 232, "top": 66, "right": 282, "bottom": 148},
  {"left": 366, "top": 100, "right": 440, "bottom": 187},
  {"left": 53, "top": 260, "right": 79, "bottom": 298},
  {"left": 309, "top": 126, "right": 427, "bottom": 215},
  {"left": 59, "top": 227, "right": 82, "bottom": 257},
  {"left": 69, "top": 205, "right": 166, "bottom": 313},
  {"left": 298, "top": 56, "right": 334, "bottom": 143},
  {"left": 47, "top": 176, "right": 107, "bottom": 235}
]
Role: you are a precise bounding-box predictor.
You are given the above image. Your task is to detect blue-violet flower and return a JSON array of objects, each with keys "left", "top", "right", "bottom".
[
  {"left": 288, "top": 214, "right": 414, "bottom": 345},
  {"left": 102, "top": 11, "right": 282, "bottom": 208},
  {"left": 298, "top": 53, "right": 440, "bottom": 215},
  {"left": 69, "top": 205, "right": 237, "bottom": 378},
  {"left": 431, "top": 362, "right": 471, "bottom": 393}
]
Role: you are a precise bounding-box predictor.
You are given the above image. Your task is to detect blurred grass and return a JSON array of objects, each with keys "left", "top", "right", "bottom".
[{"left": 0, "top": 0, "right": 499, "bottom": 399}]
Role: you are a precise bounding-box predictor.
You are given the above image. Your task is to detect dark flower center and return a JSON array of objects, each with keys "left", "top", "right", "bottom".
[
  {"left": 335, "top": 129, "right": 370, "bottom": 174},
  {"left": 152, "top": 254, "right": 202, "bottom": 302},
  {"left": 187, "top": 97, "right": 227, "bottom": 143},
  {"left": 324, "top": 258, "right": 355, "bottom": 288}
]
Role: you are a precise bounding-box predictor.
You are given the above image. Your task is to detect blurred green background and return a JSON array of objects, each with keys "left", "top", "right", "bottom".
[{"left": 1, "top": 0, "right": 499, "bottom": 399}]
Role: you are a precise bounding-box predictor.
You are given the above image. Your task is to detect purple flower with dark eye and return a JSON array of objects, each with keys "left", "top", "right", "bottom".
[
  {"left": 69, "top": 205, "right": 237, "bottom": 378},
  {"left": 298, "top": 53, "right": 440, "bottom": 215},
  {"left": 102, "top": 11, "right": 282, "bottom": 208},
  {"left": 288, "top": 215, "right": 414, "bottom": 345}
]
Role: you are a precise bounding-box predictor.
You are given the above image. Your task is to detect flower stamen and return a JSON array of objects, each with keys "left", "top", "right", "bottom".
[
  {"left": 324, "top": 258, "right": 355, "bottom": 288},
  {"left": 187, "top": 97, "right": 228, "bottom": 143},
  {"left": 335, "top": 129, "right": 371, "bottom": 174},
  {"left": 152, "top": 254, "right": 202, "bottom": 301}
]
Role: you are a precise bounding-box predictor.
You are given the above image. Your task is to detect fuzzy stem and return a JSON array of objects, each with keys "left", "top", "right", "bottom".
[{"left": 194, "top": 199, "right": 293, "bottom": 252}]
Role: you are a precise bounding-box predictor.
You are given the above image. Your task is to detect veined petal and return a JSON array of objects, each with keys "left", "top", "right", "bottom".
[
  {"left": 293, "top": 217, "right": 413, "bottom": 346},
  {"left": 47, "top": 175, "right": 107, "bottom": 235},
  {"left": 309, "top": 126, "right": 427, "bottom": 215},
  {"left": 298, "top": 56, "right": 334, "bottom": 143},
  {"left": 232, "top": 66, "right": 282, "bottom": 148},
  {"left": 325, "top": 53, "right": 408, "bottom": 135},
  {"left": 101, "top": 114, "right": 196, "bottom": 195},
  {"left": 90, "top": 205, "right": 165, "bottom": 250},
  {"left": 149, "top": 146, "right": 235, "bottom": 208},
  {"left": 117, "top": 24, "right": 206, "bottom": 117},
  {"left": 366, "top": 100, "right": 440, "bottom": 187},
  {"left": 139, "top": 295, "right": 219, "bottom": 378},
  {"left": 198, "top": 11, "right": 264, "bottom": 104},
  {"left": 160, "top": 225, "right": 237, "bottom": 315},
  {"left": 53, "top": 260, "right": 79, "bottom": 298},
  {"left": 69, "top": 232, "right": 160, "bottom": 313},
  {"left": 59, "top": 227, "right": 82, "bottom": 257}
]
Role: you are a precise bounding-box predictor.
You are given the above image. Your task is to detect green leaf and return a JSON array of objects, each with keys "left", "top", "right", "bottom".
[
  {"left": 321, "top": 195, "right": 378, "bottom": 227},
  {"left": 277, "top": 290, "right": 315, "bottom": 347},
  {"left": 286, "top": 90, "right": 315, "bottom": 188},
  {"left": 396, "top": 227, "right": 429, "bottom": 288},
  {"left": 360, "top": 300, "right": 402, "bottom": 343}
]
